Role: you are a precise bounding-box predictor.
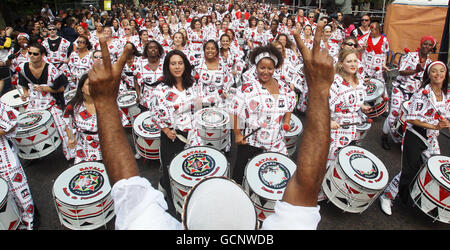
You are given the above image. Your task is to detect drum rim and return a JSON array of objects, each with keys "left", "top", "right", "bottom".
[
  {"left": 194, "top": 107, "right": 230, "bottom": 127},
  {"left": 117, "top": 90, "right": 138, "bottom": 108},
  {"left": 365, "top": 78, "right": 385, "bottom": 102},
  {"left": 181, "top": 176, "right": 258, "bottom": 230},
  {"left": 425, "top": 155, "right": 450, "bottom": 191},
  {"left": 1, "top": 89, "right": 29, "bottom": 106},
  {"left": 168, "top": 145, "right": 229, "bottom": 187},
  {"left": 285, "top": 114, "right": 303, "bottom": 136},
  {"left": 243, "top": 151, "right": 297, "bottom": 199},
  {"left": 52, "top": 162, "right": 112, "bottom": 205},
  {"left": 336, "top": 145, "right": 389, "bottom": 191},
  {"left": 133, "top": 111, "right": 160, "bottom": 138},
  {"left": 16, "top": 110, "right": 53, "bottom": 133}
]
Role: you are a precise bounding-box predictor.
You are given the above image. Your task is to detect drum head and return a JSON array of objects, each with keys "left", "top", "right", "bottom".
[
  {"left": 133, "top": 111, "right": 160, "bottom": 138},
  {"left": 365, "top": 78, "right": 385, "bottom": 102},
  {"left": 1, "top": 89, "right": 28, "bottom": 107},
  {"left": 286, "top": 114, "right": 303, "bottom": 137},
  {"left": 17, "top": 110, "right": 52, "bottom": 133},
  {"left": 356, "top": 122, "right": 371, "bottom": 131},
  {"left": 117, "top": 91, "right": 137, "bottom": 108},
  {"left": 244, "top": 152, "right": 297, "bottom": 200},
  {"left": 337, "top": 146, "right": 388, "bottom": 190},
  {"left": 195, "top": 108, "right": 230, "bottom": 128},
  {"left": 182, "top": 176, "right": 257, "bottom": 230},
  {"left": 427, "top": 155, "right": 450, "bottom": 190},
  {"left": 169, "top": 146, "right": 228, "bottom": 188},
  {"left": 53, "top": 162, "right": 111, "bottom": 206},
  {"left": 0, "top": 178, "right": 8, "bottom": 204}
]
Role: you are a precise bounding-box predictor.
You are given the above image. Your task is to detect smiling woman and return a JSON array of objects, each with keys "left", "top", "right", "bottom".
[{"left": 230, "top": 44, "right": 296, "bottom": 185}]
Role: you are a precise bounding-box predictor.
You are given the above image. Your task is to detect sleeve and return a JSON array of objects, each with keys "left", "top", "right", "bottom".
[
  {"left": 398, "top": 53, "right": 412, "bottom": 71},
  {"left": 406, "top": 91, "right": 428, "bottom": 123},
  {"left": 152, "top": 87, "right": 171, "bottom": 129},
  {"left": 18, "top": 69, "right": 30, "bottom": 89},
  {"left": 328, "top": 76, "right": 342, "bottom": 113},
  {"left": 51, "top": 73, "right": 69, "bottom": 90},
  {"left": 111, "top": 176, "right": 183, "bottom": 230},
  {"left": 261, "top": 201, "right": 321, "bottom": 230}
]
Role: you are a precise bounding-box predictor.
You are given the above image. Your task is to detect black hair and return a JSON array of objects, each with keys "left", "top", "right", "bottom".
[
  {"left": 249, "top": 44, "right": 283, "bottom": 69},
  {"left": 77, "top": 35, "right": 92, "bottom": 50},
  {"left": 161, "top": 50, "right": 194, "bottom": 89},
  {"left": 28, "top": 42, "right": 47, "bottom": 56},
  {"left": 203, "top": 39, "right": 219, "bottom": 57},
  {"left": 67, "top": 73, "right": 89, "bottom": 117},
  {"left": 142, "top": 40, "right": 164, "bottom": 59}
]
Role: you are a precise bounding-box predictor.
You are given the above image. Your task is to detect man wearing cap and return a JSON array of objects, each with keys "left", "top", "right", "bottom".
[
  {"left": 380, "top": 36, "right": 435, "bottom": 149},
  {"left": 41, "top": 24, "right": 74, "bottom": 89}
]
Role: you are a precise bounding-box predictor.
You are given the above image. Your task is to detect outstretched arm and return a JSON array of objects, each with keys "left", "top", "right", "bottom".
[
  {"left": 88, "top": 38, "right": 138, "bottom": 185},
  {"left": 283, "top": 21, "right": 334, "bottom": 207}
]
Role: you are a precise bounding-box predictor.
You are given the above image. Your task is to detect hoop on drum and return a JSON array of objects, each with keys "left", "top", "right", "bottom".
[
  {"left": 117, "top": 90, "right": 141, "bottom": 128},
  {"left": 394, "top": 101, "right": 410, "bottom": 138},
  {"left": 410, "top": 155, "right": 450, "bottom": 224},
  {"left": 0, "top": 178, "right": 21, "bottom": 230},
  {"left": 364, "top": 78, "right": 389, "bottom": 118},
  {"left": 284, "top": 114, "right": 303, "bottom": 156},
  {"left": 169, "top": 146, "right": 229, "bottom": 216},
  {"left": 322, "top": 146, "right": 389, "bottom": 213},
  {"left": 52, "top": 162, "right": 115, "bottom": 230},
  {"left": 13, "top": 110, "right": 61, "bottom": 160},
  {"left": 133, "top": 111, "right": 160, "bottom": 160},
  {"left": 1, "top": 89, "right": 28, "bottom": 113},
  {"left": 194, "top": 108, "right": 230, "bottom": 151},
  {"left": 242, "top": 152, "right": 297, "bottom": 222},
  {"left": 181, "top": 176, "right": 257, "bottom": 230}
]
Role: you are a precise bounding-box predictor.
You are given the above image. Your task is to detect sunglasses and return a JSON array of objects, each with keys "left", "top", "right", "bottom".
[
  {"left": 362, "top": 19, "right": 370, "bottom": 22},
  {"left": 49, "top": 28, "right": 57, "bottom": 31},
  {"left": 93, "top": 56, "right": 102, "bottom": 59},
  {"left": 344, "top": 42, "right": 357, "bottom": 48},
  {"left": 28, "top": 52, "right": 41, "bottom": 56}
]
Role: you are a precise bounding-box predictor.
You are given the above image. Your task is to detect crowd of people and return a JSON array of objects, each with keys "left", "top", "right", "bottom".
[{"left": 0, "top": 0, "right": 448, "bottom": 230}]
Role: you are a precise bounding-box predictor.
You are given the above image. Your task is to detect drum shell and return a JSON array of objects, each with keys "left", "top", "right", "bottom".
[
  {"left": 117, "top": 91, "right": 140, "bottom": 128},
  {"left": 355, "top": 123, "right": 371, "bottom": 142},
  {"left": 410, "top": 156, "right": 450, "bottom": 224},
  {"left": 284, "top": 115, "right": 303, "bottom": 156},
  {"left": 52, "top": 163, "right": 115, "bottom": 230},
  {"left": 394, "top": 101, "right": 410, "bottom": 137},
  {"left": 1, "top": 89, "right": 29, "bottom": 113},
  {"left": 322, "top": 146, "right": 388, "bottom": 213},
  {"left": 13, "top": 110, "right": 61, "bottom": 160},
  {"left": 195, "top": 108, "right": 230, "bottom": 151},
  {"left": 0, "top": 178, "right": 21, "bottom": 230},
  {"left": 133, "top": 112, "right": 160, "bottom": 160},
  {"left": 365, "top": 79, "right": 388, "bottom": 118},
  {"left": 169, "top": 146, "right": 230, "bottom": 215}
]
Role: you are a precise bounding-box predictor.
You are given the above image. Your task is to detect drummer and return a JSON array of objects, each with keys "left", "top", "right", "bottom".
[
  {"left": 327, "top": 49, "right": 372, "bottom": 169},
  {"left": 381, "top": 36, "right": 435, "bottom": 150},
  {"left": 360, "top": 22, "right": 390, "bottom": 83},
  {"left": 231, "top": 44, "right": 296, "bottom": 184},
  {"left": 151, "top": 49, "right": 199, "bottom": 215},
  {"left": 194, "top": 39, "right": 233, "bottom": 107},
  {"left": 63, "top": 74, "right": 128, "bottom": 164},
  {"left": 17, "top": 43, "right": 74, "bottom": 161},
  {"left": 67, "top": 35, "right": 93, "bottom": 90},
  {"left": 379, "top": 61, "right": 450, "bottom": 215},
  {"left": 0, "top": 100, "right": 36, "bottom": 230}
]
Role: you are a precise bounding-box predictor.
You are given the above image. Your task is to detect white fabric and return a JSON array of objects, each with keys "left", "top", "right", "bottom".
[{"left": 112, "top": 176, "right": 321, "bottom": 230}]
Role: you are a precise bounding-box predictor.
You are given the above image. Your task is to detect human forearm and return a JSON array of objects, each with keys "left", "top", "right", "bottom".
[{"left": 95, "top": 98, "right": 139, "bottom": 185}]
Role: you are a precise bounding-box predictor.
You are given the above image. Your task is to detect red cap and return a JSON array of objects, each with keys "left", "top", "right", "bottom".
[
  {"left": 367, "top": 119, "right": 373, "bottom": 123},
  {"left": 283, "top": 123, "right": 290, "bottom": 131},
  {"left": 218, "top": 89, "right": 223, "bottom": 94},
  {"left": 15, "top": 67, "right": 21, "bottom": 72},
  {"left": 174, "top": 104, "right": 179, "bottom": 110},
  {"left": 422, "top": 89, "right": 429, "bottom": 95},
  {"left": 194, "top": 74, "right": 199, "bottom": 80},
  {"left": 11, "top": 80, "right": 17, "bottom": 85}
]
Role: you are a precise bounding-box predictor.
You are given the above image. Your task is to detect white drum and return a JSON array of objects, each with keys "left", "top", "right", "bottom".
[
  {"left": 182, "top": 176, "right": 258, "bottom": 230},
  {"left": 13, "top": 110, "right": 61, "bottom": 160},
  {"left": 64, "top": 89, "right": 77, "bottom": 105},
  {"left": 284, "top": 115, "right": 303, "bottom": 156},
  {"left": 394, "top": 101, "right": 410, "bottom": 138},
  {"left": 355, "top": 122, "right": 372, "bottom": 143},
  {"left": 52, "top": 162, "right": 115, "bottom": 230},
  {"left": 410, "top": 155, "right": 450, "bottom": 224},
  {"left": 1, "top": 89, "right": 28, "bottom": 113},
  {"left": 322, "top": 146, "right": 389, "bottom": 213},
  {"left": 194, "top": 108, "right": 230, "bottom": 151},
  {"left": 0, "top": 178, "right": 21, "bottom": 230},
  {"left": 242, "top": 152, "right": 297, "bottom": 221},
  {"left": 133, "top": 111, "right": 160, "bottom": 160},
  {"left": 365, "top": 78, "right": 388, "bottom": 118},
  {"left": 169, "top": 146, "right": 229, "bottom": 215},
  {"left": 117, "top": 90, "right": 141, "bottom": 128}
]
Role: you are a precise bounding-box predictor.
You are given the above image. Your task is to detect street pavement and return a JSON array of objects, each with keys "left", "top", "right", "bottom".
[{"left": 20, "top": 111, "right": 450, "bottom": 230}]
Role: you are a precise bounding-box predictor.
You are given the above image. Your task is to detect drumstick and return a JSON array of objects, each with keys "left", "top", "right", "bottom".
[
  {"left": 242, "top": 126, "right": 262, "bottom": 141},
  {"left": 340, "top": 119, "right": 373, "bottom": 127}
]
